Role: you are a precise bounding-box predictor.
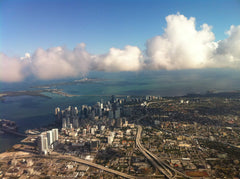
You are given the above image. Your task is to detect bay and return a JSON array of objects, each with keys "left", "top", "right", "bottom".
[{"left": 1, "top": 69, "right": 240, "bottom": 152}]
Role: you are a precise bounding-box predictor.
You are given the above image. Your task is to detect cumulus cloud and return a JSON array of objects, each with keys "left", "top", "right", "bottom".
[
  {"left": 1, "top": 13, "right": 240, "bottom": 82},
  {"left": 30, "top": 44, "right": 142, "bottom": 80},
  {"left": 93, "top": 45, "right": 143, "bottom": 72},
  {"left": 146, "top": 13, "right": 216, "bottom": 70},
  {"left": 31, "top": 43, "right": 91, "bottom": 80},
  {"left": 212, "top": 25, "right": 240, "bottom": 68},
  {"left": 145, "top": 13, "right": 240, "bottom": 70}
]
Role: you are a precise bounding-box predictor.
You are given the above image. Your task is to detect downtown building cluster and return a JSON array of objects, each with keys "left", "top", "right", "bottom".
[
  {"left": 53, "top": 96, "right": 137, "bottom": 154},
  {"left": 55, "top": 95, "right": 125, "bottom": 131}
]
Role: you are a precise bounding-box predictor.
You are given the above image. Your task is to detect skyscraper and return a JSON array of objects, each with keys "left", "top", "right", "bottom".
[
  {"left": 108, "top": 110, "right": 113, "bottom": 119},
  {"left": 115, "top": 107, "right": 121, "bottom": 119},
  {"left": 55, "top": 107, "right": 60, "bottom": 115},
  {"left": 116, "top": 118, "right": 122, "bottom": 128},
  {"left": 73, "top": 117, "right": 79, "bottom": 128},
  {"left": 39, "top": 134, "right": 48, "bottom": 154},
  {"left": 52, "top": 128, "right": 59, "bottom": 142},
  {"left": 62, "top": 118, "right": 67, "bottom": 128},
  {"left": 47, "top": 130, "right": 53, "bottom": 147}
]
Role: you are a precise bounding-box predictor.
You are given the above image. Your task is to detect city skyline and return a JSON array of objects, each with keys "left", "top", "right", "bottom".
[{"left": 1, "top": 1, "right": 240, "bottom": 177}]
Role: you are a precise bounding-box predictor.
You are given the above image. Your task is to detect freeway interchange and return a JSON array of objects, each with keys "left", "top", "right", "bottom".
[{"left": 136, "top": 125, "right": 191, "bottom": 179}]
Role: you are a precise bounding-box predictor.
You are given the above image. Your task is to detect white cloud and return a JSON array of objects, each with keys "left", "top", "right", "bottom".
[
  {"left": 31, "top": 43, "right": 91, "bottom": 80},
  {"left": 93, "top": 45, "right": 143, "bottom": 72},
  {"left": 146, "top": 13, "right": 216, "bottom": 70},
  {"left": 212, "top": 25, "right": 240, "bottom": 68},
  {"left": 1, "top": 13, "right": 240, "bottom": 82},
  {"left": 0, "top": 53, "right": 26, "bottom": 82}
]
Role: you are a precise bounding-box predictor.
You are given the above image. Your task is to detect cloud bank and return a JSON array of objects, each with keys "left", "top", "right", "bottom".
[{"left": 1, "top": 13, "right": 240, "bottom": 82}]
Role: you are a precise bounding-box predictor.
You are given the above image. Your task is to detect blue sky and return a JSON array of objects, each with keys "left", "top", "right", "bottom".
[
  {"left": 1, "top": 0, "right": 240, "bottom": 82},
  {"left": 1, "top": 0, "right": 240, "bottom": 56}
]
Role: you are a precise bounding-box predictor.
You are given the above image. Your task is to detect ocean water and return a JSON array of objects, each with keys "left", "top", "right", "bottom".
[{"left": 1, "top": 69, "right": 240, "bottom": 152}]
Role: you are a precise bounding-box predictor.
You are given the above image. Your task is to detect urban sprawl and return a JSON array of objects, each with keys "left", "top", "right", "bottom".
[{"left": 1, "top": 93, "right": 240, "bottom": 178}]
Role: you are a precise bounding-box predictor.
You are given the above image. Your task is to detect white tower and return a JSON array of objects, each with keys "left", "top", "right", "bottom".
[
  {"left": 39, "top": 134, "right": 48, "bottom": 154},
  {"left": 47, "top": 130, "right": 53, "bottom": 147},
  {"left": 52, "top": 128, "right": 59, "bottom": 142}
]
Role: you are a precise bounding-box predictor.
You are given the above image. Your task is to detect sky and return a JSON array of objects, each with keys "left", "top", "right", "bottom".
[{"left": 0, "top": 0, "right": 240, "bottom": 82}]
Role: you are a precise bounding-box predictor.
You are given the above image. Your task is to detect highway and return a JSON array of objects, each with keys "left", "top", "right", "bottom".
[
  {"left": 15, "top": 153, "right": 136, "bottom": 179},
  {"left": 136, "top": 125, "right": 173, "bottom": 178},
  {"left": 52, "top": 154, "right": 136, "bottom": 179},
  {"left": 146, "top": 101, "right": 160, "bottom": 107},
  {"left": 136, "top": 125, "right": 191, "bottom": 179}
]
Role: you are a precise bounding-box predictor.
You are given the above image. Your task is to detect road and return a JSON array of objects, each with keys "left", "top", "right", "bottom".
[
  {"left": 15, "top": 153, "right": 136, "bottom": 179},
  {"left": 136, "top": 125, "right": 191, "bottom": 179},
  {"left": 136, "top": 125, "right": 173, "bottom": 178},
  {"left": 52, "top": 154, "right": 136, "bottom": 179},
  {"left": 0, "top": 127, "right": 27, "bottom": 137},
  {"left": 146, "top": 101, "right": 160, "bottom": 107}
]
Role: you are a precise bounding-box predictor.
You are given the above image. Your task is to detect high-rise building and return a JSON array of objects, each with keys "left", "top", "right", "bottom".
[
  {"left": 73, "top": 117, "right": 79, "bottom": 128},
  {"left": 43, "top": 136, "right": 48, "bottom": 152},
  {"left": 66, "top": 117, "right": 70, "bottom": 128},
  {"left": 74, "top": 107, "right": 78, "bottom": 115},
  {"left": 62, "top": 118, "right": 67, "bottom": 128},
  {"left": 55, "top": 107, "right": 60, "bottom": 115},
  {"left": 108, "top": 110, "right": 114, "bottom": 119},
  {"left": 115, "top": 107, "right": 121, "bottom": 119},
  {"left": 55, "top": 107, "right": 61, "bottom": 120},
  {"left": 116, "top": 118, "right": 122, "bottom": 128},
  {"left": 111, "top": 95, "right": 116, "bottom": 103},
  {"left": 39, "top": 134, "right": 45, "bottom": 152},
  {"left": 82, "top": 105, "right": 90, "bottom": 118},
  {"left": 39, "top": 134, "right": 48, "bottom": 154},
  {"left": 52, "top": 128, "right": 59, "bottom": 141},
  {"left": 47, "top": 130, "right": 53, "bottom": 147}
]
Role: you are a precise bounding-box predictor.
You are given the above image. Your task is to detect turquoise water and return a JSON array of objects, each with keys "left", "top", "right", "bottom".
[{"left": 1, "top": 69, "right": 240, "bottom": 152}]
